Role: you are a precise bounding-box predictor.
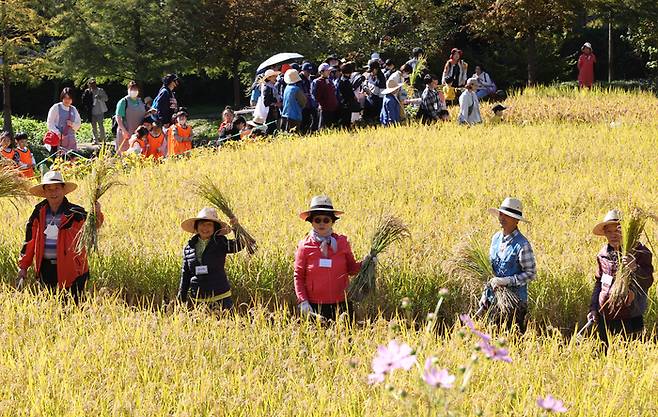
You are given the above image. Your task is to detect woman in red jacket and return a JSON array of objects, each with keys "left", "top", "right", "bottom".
[
  {"left": 577, "top": 42, "right": 596, "bottom": 88},
  {"left": 294, "top": 195, "right": 370, "bottom": 320}
]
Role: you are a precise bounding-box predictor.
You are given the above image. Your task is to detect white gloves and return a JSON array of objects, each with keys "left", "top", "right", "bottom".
[
  {"left": 363, "top": 254, "right": 378, "bottom": 264},
  {"left": 299, "top": 301, "right": 313, "bottom": 315},
  {"left": 488, "top": 276, "right": 512, "bottom": 288}
]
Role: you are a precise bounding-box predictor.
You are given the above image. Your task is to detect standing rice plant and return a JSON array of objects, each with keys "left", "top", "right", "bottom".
[
  {"left": 607, "top": 208, "right": 657, "bottom": 311},
  {"left": 75, "top": 148, "right": 123, "bottom": 254},
  {"left": 442, "top": 234, "right": 519, "bottom": 317},
  {"left": 194, "top": 177, "right": 258, "bottom": 255},
  {"left": 0, "top": 162, "right": 30, "bottom": 207},
  {"left": 347, "top": 215, "right": 411, "bottom": 302}
]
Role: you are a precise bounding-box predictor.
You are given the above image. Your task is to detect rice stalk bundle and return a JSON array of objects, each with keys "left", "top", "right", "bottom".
[
  {"left": 442, "top": 234, "right": 519, "bottom": 316},
  {"left": 75, "top": 151, "right": 122, "bottom": 254},
  {"left": 194, "top": 177, "right": 257, "bottom": 255},
  {"left": 607, "top": 208, "right": 657, "bottom": 311},
  {"left": 0, "top": 161, "right": 30, "bottom": 206},
  {"left": 347, "top": 215, "right": 411, "bottom": 302}
]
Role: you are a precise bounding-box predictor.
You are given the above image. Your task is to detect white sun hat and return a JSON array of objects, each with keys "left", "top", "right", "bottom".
[
  {"left": 381, "top": 78, "right": 404, "bottom": 95},
  {"left": 299, "top": 195, "right": 344, "bottom": 221},
  {"left": 284, "top": 69, "right": 302, "bottom": 85},
  {"left": 181, "top": 207, "right": 228, "bottom": 234},
  {"left": 29, "top": 171, "right": 77, "bottom": 198},
  {"left": 592, "top": 209, "right": 622, "bottom": 236},
  {"left": 488, "top": 197, "right": 529, "bottom": 223}
]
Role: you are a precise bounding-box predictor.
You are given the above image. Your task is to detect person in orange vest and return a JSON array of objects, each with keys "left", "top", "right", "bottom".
[
  {"left": 0, "top": 131, "right": 19, "bottom": 166},
  {"left": 14, "top": 132, "right": 36, "bottom": 178},
  {"left": 126, "top": 126, "right": 149, "bottom": 156},
  {"left": 146, "top": 119, "right": 166, "bottom": 159},
  {"left": 167, "top": 108, "right": 193, "bottom": 156}
]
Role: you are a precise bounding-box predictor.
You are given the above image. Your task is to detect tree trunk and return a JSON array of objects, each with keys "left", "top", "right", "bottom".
[
  {"left": 608, "top": 14, "right": 613, "bottom": 83},
  {"left": 2, "top": 61, "right": 12, "bottom": 135},
  {"left": 526, "top": 33, "right": 537, "bottom": 86},
  {"left": 232, "top": 58, "right": 241, "bottom": 107}
]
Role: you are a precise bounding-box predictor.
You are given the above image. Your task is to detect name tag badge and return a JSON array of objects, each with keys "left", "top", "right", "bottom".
[
  {"left": 601, "top": 273, "right": 613, "bottom": 286},
  {"left": 195, "top": 265, "right": 209, "bottom": 275},
  {"left": 44, "top": 224, "right": 59, "bottom": 240},
  {"left": 319, "top": 258, "right": 333, "bottom": 268}
]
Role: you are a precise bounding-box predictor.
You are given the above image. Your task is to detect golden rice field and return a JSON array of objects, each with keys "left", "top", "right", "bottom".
[{"left": 0, "top": 87, "right": 656, "bottom": 415}]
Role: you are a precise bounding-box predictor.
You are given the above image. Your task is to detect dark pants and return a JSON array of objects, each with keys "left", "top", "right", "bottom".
[
  {"left": 319, "top": 110, "right": 337, "bottom": 129},
  {"left": 265, "top": 107, "right": 279, "bottom": 135},
  {"left": 281, "top": 118, "right": 301, "bottom": 133},
  {"left": 338, "top": 108, "right": 352, "bottom": 129},
  {"left": 301, "top": 108, "right": 318, "bottom": 134},
  {"left": 201, "top": 297, "right": 234, "bottom": 311},
  {"left": 309, "top": 301, "right": 353, "bottom": 321},
  {"left": 597, "top": 315, "right": 644, "bottom": 349},
  {"left": 40, "top": 259, "right": 87, "bottom": 304}
]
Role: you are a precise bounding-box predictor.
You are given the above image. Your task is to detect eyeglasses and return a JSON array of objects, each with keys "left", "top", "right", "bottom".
[{"left": 312, "top": 217, "right": 333, "bottom": 224}]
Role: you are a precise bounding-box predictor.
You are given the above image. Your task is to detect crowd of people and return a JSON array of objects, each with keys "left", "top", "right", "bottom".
[{"left": 13, "top": 168, "right": 655, "bottom": 349}]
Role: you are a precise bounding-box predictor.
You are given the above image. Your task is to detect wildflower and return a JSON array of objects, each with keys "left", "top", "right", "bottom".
[
  {"left": 536, "top": 395, "right": 568, "bottom": 413},
  {"left": 439, "top": 288, "right": 449, "bottom": 296},
  {"left": 478, "top": 340, "right": 512, "bottom": 363},
  {"left": 422, "top": 357, "right": 455, "bottom": 389},
  {"left": 368, "top": 340, "right": 417, "bottom": 384}
]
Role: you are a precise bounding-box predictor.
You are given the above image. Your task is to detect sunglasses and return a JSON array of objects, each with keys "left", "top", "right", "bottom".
[{"left": 312, "top": 217, "right": 333, "bottom": 224}]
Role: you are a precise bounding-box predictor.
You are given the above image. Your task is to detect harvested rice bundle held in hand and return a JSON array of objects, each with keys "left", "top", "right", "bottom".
[
  {"left": 0, "top": 160, "right": 30, "bottom": 205},
  {"left": 194, "top": 177, "right": 257, "bottom": 255},
  {"left": 347, "top": 214, "right": 411, "bottom": 302},
  {"left": 478, "top": 197, "right": 537, "bottom": 332},
  {"left": 75, "top": 149, "right": 122, "bottom": 254},
  {"left": 591, "top": 209, "right": 656, "bottom": 325}
]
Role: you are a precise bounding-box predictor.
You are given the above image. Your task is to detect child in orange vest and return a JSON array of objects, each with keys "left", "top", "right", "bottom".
[
  {"left": 167, "top": 108, "right": 193, "bottom": 156},
  {"left": 146, "top": 120, "right": 166, "bottom": 159},
  {"left": 14, "top": 132, "right": 36, "bottom": 178},
  {"left": 127, "top": 126, "right": 149, "bottom": 156},
  {"left": 0, "top": 131, "right": 19, "bottom": 166}
]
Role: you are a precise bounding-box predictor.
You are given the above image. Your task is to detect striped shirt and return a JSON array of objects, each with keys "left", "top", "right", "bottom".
[{"left": 43, "top": 209, "right": 62, "bottom": 260}]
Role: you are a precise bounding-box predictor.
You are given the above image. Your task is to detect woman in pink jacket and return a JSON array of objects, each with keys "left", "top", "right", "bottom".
[
  {"left": 578, "top": 42, "right": 596, "bottom": 88},
  {"left": 294, "top": 195, "right": 367, "bottom": 320}
]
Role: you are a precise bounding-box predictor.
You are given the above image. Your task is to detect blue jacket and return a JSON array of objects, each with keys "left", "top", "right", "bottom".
[
  {"left": 380, "top": 94, "right": 401, "bottom": 125},
  {"left": 282, "top": 84, "right": 304, "bottom": 121}
]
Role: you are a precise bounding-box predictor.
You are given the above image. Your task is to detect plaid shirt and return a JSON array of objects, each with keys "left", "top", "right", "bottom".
[
  {"left": 497, "top": 229, "right": 536, "bottom": 286},
  {"left": 420, "top": 87, "right": 442, "bottom": 120}
]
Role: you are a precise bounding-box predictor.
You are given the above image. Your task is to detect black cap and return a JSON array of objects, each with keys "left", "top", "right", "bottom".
[
  {"left": 492, "top": 104, "right": 507, "bottom": 113},
  {"left": 162, "top": 73, "right": 179, "bottom": 85}
]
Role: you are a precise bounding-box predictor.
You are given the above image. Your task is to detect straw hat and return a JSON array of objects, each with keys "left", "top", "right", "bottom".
[
  {"left": 592, "top": 209, "right": 621, "bottom": 236},
  {"left": 29, "top": 171, "right": 77, "bottom": 198},
  {"left": 381, "top": 78, "right": 404, "bottom": 95},
  {"left": 299, "top": 195, "right": 344, "bottom": 221},
  {"left": 284, "top": 69, "right": 302, "bottom": 85},
  {"left": 263, "top": 69, "right": 280, "bottom": 81},
  {"left": 181, "top": 207, "right": 228, "bottom": 234},
  {"left": 488, "top": 197, "right": 529, "bottom": 223}
]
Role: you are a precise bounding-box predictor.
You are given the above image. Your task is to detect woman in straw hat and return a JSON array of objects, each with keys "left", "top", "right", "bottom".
[
  {"left": 379, "top": 78, "right": 404, "bottom": 126},
  {"left": 294, "top": 196, "right": 370, "bottom": 320},
  {"left": 260, "top": 69, "right": 282, "bottom": 135},
  {"left": 588, "top": 210, "right": 653, "bottom": 348},
  {"left": 281, "top": 69, "right": 308, "bottom": 132},
  {"left": 477, "top": 197, "right": 536, "bottom": 332},
  {"left": 178, "top": 207, "right": 242, "bottom": 310},
  {"left": 17, "top": 171, "right": 104, "bottom": 302}
]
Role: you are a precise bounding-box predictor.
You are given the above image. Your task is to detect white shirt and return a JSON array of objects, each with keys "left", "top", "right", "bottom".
[
  {"left": 46, "top": 103, "right": 82, "bottom": 136},
  {"left": 458, "top": 90, "right": 482, "bottom": 125}
]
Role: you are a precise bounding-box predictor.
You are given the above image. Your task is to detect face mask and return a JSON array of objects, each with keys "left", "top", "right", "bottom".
[{"left": 129, "top": 90, "right": 138, "bottom": 99}]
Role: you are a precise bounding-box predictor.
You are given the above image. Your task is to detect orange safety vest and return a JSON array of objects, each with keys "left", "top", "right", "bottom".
[
  {"left": 15, "top": 147, "right": 35, "bottom": 178},
  {"left": 146, "top": 132, "right": 165, "bottom": 159},
  {"left": 1, "top": 148, "right": 16, "bottom": 162},
  {"left": 167, "top": 124, "right": 192, "bottom": 156}
]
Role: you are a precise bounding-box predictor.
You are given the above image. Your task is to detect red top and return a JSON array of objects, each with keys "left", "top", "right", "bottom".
[
  {"left": 294, "top": 233, "right": 361, "bottom": 304},
  {"left": 577, "top": 53, "right": 596, "bottom": 87}
]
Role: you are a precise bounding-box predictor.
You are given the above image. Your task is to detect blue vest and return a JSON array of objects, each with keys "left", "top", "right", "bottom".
[
  {"left": 489, "top": 230, "right": 530, "bottom": 302},
  {"left": 282, "top": 84, "right": 303, "bottom": 121}
]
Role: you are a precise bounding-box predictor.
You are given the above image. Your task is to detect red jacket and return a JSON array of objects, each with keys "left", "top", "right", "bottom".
[
  {"left": 294, "top": 233, "right": 361, "bottom": 304},
  {"left": 18, "top": 198, "right": 104, "bottom": 289},
  {"left": 313, "top": 78, "right": 339, "bottom": 112},
  {"left": 577, "top": 53, "right": 596, "bottom": 87}
]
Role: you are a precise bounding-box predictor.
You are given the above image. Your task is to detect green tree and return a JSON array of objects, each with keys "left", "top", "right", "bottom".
[
  {"left": 0, "top": 0, "right": 49, "bottom": 134},
  {"left": 461, "top": 0, "right": 584, "bottom": 85}
]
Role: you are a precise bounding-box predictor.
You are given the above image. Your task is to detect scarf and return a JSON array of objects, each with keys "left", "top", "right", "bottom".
[{"left": 310, "top": 229, "right": 337, "bottom": 258}]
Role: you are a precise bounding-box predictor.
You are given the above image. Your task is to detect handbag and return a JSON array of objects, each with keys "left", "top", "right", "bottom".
[
  {"left": 43, "top": 131, "right": 60, "bottom": 146},
  {"left": 253, "top": 94, "right": 270, "bottom": 121}
]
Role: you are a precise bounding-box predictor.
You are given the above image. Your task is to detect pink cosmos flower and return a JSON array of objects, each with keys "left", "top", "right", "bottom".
[
  {"left": 368, "top": 340, "right": 417, "bottom": 385},
  {"left": 422, "top": 357, "right": 455, "bottom": 389},
  {"left": 536, "top": 395, "right": 568, "bottom": 413}
]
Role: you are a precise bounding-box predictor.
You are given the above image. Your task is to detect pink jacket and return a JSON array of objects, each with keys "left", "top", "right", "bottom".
[{"left": 294, "top": 233, "right": 361, "bottom": 304}]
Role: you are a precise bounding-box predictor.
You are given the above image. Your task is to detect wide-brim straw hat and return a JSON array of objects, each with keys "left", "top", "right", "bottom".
[
  {"left": 284, "top": 69, "right": 302, "bottom": 84},
  {"left": 29, "top": 171, "right": 77, "bottom": 198},
  {"left": 181, "top": 207, "right": 228, "bottom": 234},
  {"left": 263, "top": 69, "right": 280, "bottom": 81},
  {"left": 488, "top": 197, "right": 529, "bottom": 223},
  {"left": 592, "top": 209, "right": 621, "bottom": 236},
  {"left": 381, "top": 78, "right": 403, "bottom": 95},
  {"left": 299, "top": 195, "right": 344, "bottom": 221}
]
